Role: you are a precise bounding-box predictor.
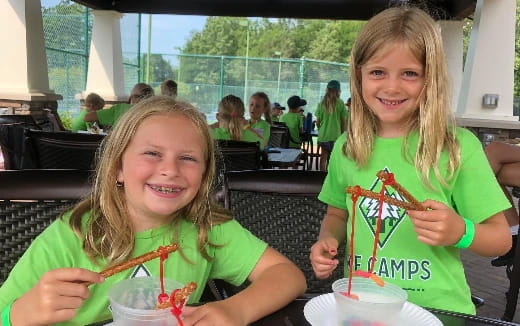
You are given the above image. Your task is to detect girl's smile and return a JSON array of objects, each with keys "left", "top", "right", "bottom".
[
  {"left": 361, "top": 42, "right": 425, "bottom": 137},
  {"left": 117, "top": 113, "right": 206, "bottom": 231}
]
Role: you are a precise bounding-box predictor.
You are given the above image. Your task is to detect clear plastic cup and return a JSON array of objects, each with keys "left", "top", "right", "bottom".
[
  {"left": 108, "top": 276, "right": 185, "bottom": 326},
  {"left": 332, "top": 277, "right": 407, "bottom": 326}
]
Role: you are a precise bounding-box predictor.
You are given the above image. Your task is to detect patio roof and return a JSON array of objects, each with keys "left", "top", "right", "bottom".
[{"left": 71, "top": 0, "right": 476, "bottom": 20}]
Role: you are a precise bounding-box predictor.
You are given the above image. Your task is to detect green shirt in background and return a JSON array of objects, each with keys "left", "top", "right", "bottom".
[
  {"left": 210, "top": 127, "right": 265, "bottom": 149},
  {"left": 0, "top": 213, "right": 267, "bottom": 325},
  {"left": 70, "top": 109, "right": 92, "bottom": 132},
  {"left": 280, "top": 112, "right": 303, "bottom": 148},
  {"left": 315, "top": 98, "right": 348, "bottom": 142},
  {"left": 96, "top": 103, "right": 132, "bottom": 127},
  {"left": 319, "top": 128, "right": 510, "bottom": 315},
  {"left": 249, "top": 119, "right": 271, "bottom": 148}
]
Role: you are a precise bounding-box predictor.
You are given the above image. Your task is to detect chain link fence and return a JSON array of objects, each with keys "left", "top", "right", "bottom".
[
  {"left": 150, "top": 54, "right": 350, "bottom": 122},
  {"left": 43, "top": 6, "right": 140, "bottom": 117},
  {"left": 43, "top": 6, "right": 350, "bottom": 123}
]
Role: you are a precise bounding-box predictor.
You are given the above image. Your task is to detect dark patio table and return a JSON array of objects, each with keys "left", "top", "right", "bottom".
[{"left": 88, "top": 297, "right": 520, "bottom": 326}]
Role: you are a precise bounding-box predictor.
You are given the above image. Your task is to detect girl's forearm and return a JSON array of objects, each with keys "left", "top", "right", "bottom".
[
  {"left": 225, "top": 262, "right": 306, "bottom": 324},
  {"left": 319, "top": 213, "right": 347, "bottom": 243},
  {"left": 469, "top": 213, "right": 511, "bottom": 256}
]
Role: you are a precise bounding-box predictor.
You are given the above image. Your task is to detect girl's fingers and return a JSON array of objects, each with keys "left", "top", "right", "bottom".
[
  {"left": 51, "top": 296, "right": 85, "bottom": 310},
  {"left": 52, "top": 268, "right": 104, "bottom": 284}
]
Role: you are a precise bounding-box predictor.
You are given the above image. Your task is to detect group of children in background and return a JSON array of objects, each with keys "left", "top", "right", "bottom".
[{"left": 0, "top": 6, "right": 515, "bottom": 326}]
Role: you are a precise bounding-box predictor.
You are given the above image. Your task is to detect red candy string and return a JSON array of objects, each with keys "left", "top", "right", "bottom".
[
  {"left": 170, "top": 289, "right": 186, "bottom": 326},
  {"left": 345, "top": 172, "right": 397, "bottom": 296},
  {"left": 157, "top": 246, "right": 170, "bottom": 304}
]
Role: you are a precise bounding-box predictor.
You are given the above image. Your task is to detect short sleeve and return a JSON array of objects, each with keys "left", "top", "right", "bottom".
[
  {"left": 208, "top": 220, "right": 268, "bottom": 286},
  {"left": 318, "top": 133, "right": 349, "bottom": 210}
]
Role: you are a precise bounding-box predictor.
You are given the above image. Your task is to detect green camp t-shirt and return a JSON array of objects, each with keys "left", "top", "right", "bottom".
[
  {"left": 280, "top": 112, "right": 303, "bottom": 148},
  {"left": 249, "top": 119, "right": 271, "bottom": 148},
  {"left": 319, "top": 128, "right": 510, "bottom": 315},
  {"left": 0, "top": 213, "right": 267, "bottom": 325},
  {"left": 70, "top": 110, "right": 92, "bottom": 132},
  {"left": 210, "top": 127, "right": 264, "bottom": 149},
  {"left": 315, "top": 98, "right": 348, "bottom": 142},
  {"left": 96, "top": 103, "right": 132, "bottom": 127}
]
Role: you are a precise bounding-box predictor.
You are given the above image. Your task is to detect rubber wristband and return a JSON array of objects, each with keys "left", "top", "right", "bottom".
[
  {"left": 1, "top": 301, "right": 13, "bottom": 326},
  {"left": 454, "top": 217, "right": 475, "bottom": 249}
]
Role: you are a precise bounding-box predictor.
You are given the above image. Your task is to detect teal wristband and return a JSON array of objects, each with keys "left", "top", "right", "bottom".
[
  {"left": 454, "top": 217, "right": 475, "bottom": 249},
  {"left": 1, "top": 301, "right": 13, "bottom": 326}
]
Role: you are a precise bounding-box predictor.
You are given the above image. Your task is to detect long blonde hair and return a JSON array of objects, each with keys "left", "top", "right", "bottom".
[
  {"left": 251, "top": 92, "right": 272, "bottom": 124},
  {"left": 346, "top": 6, "right": 459, "bottom": 188},
  {"left": 218, "top": 95, "right": 246, "bottom": 141},
  {"left": 321, "top": 88, "right": 340, "bottom": 114},
  {"left": 69, "top": 96, "right": 232, "bottom": 267}
]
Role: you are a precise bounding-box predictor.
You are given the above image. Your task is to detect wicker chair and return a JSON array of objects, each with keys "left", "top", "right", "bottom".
[
  {"left": 25, "top": 129, "right": 104, "bottom": 170},
  {"left": 220, "top": 169, "right": 344, "bottom": 296},
  {"left": 0, "top": 170, "right": 92, "bottom": 285}
]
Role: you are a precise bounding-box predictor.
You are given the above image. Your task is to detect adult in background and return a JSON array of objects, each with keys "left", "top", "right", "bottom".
[
  {"left": 160, "top": 79, "right": 178, "bottom": 98},
  {"left": 84, "top": 83, "right": 154, "bottom": 129},
  {"left": 315, "top": 80, "right": 348, "bottom": 171},
  {"left": 71, "top": 93, "right": 105, "bottom": 132}
]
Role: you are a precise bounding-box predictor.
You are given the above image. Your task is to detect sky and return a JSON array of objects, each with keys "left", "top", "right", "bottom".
[
  {"left": 140, "top": 14, "right": 207, "bottom": 54},
  {"left": 41, "top": 0, "right": 207, "bottom": 54}
]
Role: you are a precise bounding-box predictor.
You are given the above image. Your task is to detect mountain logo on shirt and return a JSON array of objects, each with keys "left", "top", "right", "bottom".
[
  {"left": 357, "top": 168, "right": 408, "bottom": 248},
  {"left": 130, "top": 264, "right": 152, "bottom": 278}
]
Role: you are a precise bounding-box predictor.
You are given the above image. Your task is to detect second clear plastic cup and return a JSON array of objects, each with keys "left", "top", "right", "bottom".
[{"left": 332, "top": 277, "right": 407, "bottom": 326}]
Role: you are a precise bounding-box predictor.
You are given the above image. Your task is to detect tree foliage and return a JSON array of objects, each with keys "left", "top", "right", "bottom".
[{"left": 182, "top": 17, "right": 364, "bottom": 63}]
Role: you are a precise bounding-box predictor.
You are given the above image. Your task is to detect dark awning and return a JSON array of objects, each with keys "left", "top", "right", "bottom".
[{"left": 71, "top": 0, "right": 476, "bottom": 20}]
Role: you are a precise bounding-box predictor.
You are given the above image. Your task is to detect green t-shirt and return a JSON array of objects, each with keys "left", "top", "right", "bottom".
[
  {"left": 272, "top": 115, "right": 280, "bottom": 122},
  {"left": 210, "top": 127, "right": 264, "bottom": 149},
  {"left": 70, "top": 110, "right": 93, "bottom": 132},
  {"left": 315, "top": 98, "right": 348, "bottom": 142},
  {"left": 96, "top": 103, "right": 132, "bottom": 127},
  {"left": 249, "top": 119, "right": 271, "bottom": 148},
  {"left": 318, "top": 128, "right": 510, "bottom": 315},
  {"left": 280, "top": 112, "right": 303, "bottom": 148},
  {"left": 0, "top": 213, "right": 267, "bottom": 325}
]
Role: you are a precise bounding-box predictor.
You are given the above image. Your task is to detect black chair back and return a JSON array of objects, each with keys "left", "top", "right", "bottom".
[
  {"left": 215, "top": 139, "right": 262, "bottom": 172},
  {"left": 26, "top": 129, "right": 105, "bottom": 170},
  {"left": 268, "top": 125, "right": 290, "bottom": 148},
  {"left": 0, "top": 116, "right": 42, "bottom": 169},
  {"left": 0, "top": 169, "right": 92, "bottom": 284},
  {"left": 222, "top": 169, "right": 345, "bottom": 295}
]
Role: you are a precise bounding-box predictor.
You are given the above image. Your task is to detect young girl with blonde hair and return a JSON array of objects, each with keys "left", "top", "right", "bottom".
[
  {"left": 248, "top": 92, "right": 272, "bottom": 148},
  {"left": 0, "top": 96, "right": 305, "bottom": 325},
  {"left": 315, "top": 80, "right": 349, "bottom": 171},
  {"left": 211, "top": 94, "right": 264, "bottom": 148},
  {"left": 310, "top": 7, "right": 510, "bottom": 315}
]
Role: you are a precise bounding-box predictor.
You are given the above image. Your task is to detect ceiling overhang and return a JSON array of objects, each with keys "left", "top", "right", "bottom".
[{"left": 71, "top": 0, "right": 476, "bottom": 20}]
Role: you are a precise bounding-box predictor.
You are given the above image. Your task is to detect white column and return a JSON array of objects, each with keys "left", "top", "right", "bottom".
[
  {"left": 0, "top": 0, "right": 61, "bottom": 101},
  {"left": 440, "top": 20, "right": 464, "bottom": 113},
  {"left": 80, "top": 10, "right": 127, "bottom": 102},
  {"left": 457, "top": 0, "right": 517, "bottom": 123}
]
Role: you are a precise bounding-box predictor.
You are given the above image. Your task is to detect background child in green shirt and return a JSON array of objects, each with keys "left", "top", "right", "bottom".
[
  {"left": 310, "top": 7, "right": 510, "bottom": 314},
  {"left": 210, "top": 94, "right": 264, "bottom": 148},
  {"left": 248, "top": 91, "right": 272, "bottom": 148},
  {"left": 315, "top": 80, "right": 348, "bottom": 171},
  {"left": 281, "top": 95, "right": 306, "bottom": 148},
  {"left": 71, "top": 92, "right": 105, "bottom": 132}
]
